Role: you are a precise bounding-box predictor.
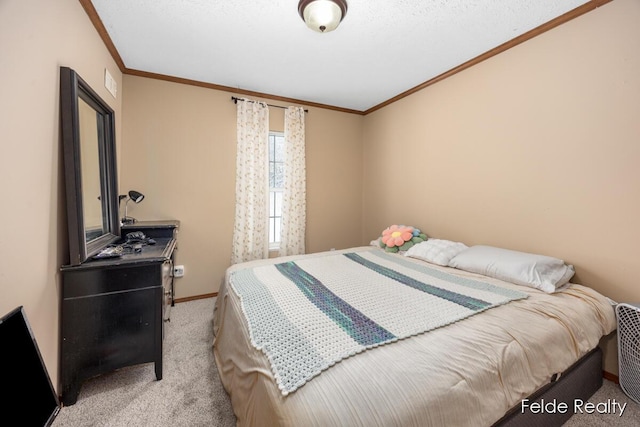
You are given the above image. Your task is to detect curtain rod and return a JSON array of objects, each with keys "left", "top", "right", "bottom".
[{"left": 231, "top": 96, "right": 308, "bottom": 113}]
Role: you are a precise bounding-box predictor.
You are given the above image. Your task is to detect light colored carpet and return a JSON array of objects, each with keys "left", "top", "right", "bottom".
[
  {"left": 52, "top": 297, "right": 638, "bottom": 426},
  {"left": 562, "top": 378, "right": 640, "bottom": 426},
  {"left": 52, "top": 297, "right": 236, "bottom": 427}
]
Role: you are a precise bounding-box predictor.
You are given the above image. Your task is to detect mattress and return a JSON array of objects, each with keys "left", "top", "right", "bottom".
[{"left": 213, "top": 247, "right": 616, "bottom": 427}]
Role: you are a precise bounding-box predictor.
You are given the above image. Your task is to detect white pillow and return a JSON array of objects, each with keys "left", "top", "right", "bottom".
[
  {"left": 404, "top": 239, "right": 468, "bottom": 266},
  {"left": 447, "top": 245, "right": 575, "bottom": 293}
]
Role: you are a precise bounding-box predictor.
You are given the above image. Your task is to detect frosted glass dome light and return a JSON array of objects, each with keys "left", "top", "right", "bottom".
[{"left": 298, "top": 0, "right": 348, "bottom": 33}]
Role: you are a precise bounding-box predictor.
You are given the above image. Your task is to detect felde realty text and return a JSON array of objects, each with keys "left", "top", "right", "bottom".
[{"left": 521, "top": 398, "right": 627, "bottom": 417}]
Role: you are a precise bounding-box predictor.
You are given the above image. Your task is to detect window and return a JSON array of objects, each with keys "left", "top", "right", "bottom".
[{"left": 268, "top": 132, "right": 284, "bottom": 248}]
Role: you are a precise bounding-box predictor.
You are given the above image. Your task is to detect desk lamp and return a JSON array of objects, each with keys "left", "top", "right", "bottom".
[{"left": 121, "top": 190, "right": 144, "bottom": 225}]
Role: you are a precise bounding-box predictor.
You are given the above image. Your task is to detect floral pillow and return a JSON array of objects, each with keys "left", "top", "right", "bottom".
[{"left": 379, "top": 225, "right": 427, "bottom": 253}]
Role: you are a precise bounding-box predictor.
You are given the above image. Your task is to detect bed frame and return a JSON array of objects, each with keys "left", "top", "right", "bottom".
[{"left": 493, "top": 347, "right": 603, "bottom": 427}]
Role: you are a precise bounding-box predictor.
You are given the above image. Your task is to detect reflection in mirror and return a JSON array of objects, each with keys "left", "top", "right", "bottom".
[
  {"left": 60, "top": 67, "right": 120, "bottom": 265},
  {"left": 78, "top": 97, "right": 104, "bottom": 241}
]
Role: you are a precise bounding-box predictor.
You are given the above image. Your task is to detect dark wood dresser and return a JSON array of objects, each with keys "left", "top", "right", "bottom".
[{"left": 59, "top": 220, "right": 179, "bottom": 406}]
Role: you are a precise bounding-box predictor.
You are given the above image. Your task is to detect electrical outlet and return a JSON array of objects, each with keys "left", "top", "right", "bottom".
[{"left": 174, "top": 265, "right": 185, "bottom": 277}]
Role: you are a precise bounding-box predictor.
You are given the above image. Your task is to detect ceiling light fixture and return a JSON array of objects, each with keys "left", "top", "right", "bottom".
[{"left": 298, "top": 0, "right": 348, "bottom": 33}]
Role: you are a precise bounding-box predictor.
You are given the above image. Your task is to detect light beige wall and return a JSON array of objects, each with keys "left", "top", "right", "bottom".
[
  {"left": 362, "top": 0, "right": 639, "bottom": 374},
  {"left": 120, "top": 75, "right": 364, "bottom": 298},
  {"left": 0, "top": 0, "right": 123, "bottom": 392}
]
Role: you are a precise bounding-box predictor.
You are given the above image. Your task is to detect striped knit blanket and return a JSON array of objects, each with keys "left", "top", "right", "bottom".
[{"left": 229, "top": 248, "right": 527, "bottom": 395}]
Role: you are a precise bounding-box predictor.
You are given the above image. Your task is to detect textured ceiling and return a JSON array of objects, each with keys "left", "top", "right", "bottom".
[{"left": 90, "top": 0, "right": 591, "bottom": 112}]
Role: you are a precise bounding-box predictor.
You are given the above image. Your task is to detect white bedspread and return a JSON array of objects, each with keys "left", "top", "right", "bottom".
[{"left": 213, "top": 247, "right": 616, "bottom": 427}]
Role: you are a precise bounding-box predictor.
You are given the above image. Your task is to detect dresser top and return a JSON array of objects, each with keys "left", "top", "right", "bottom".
[{"left": 121, "top": 220, "right": 180, "bottom": 230}]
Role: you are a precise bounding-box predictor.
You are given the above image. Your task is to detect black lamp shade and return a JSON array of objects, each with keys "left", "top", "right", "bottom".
[{"left": 128, "top": 190, "right": 144, "bottom": 203}]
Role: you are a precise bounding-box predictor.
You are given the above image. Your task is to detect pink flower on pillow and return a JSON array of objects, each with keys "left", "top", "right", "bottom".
[{"left": 381, "top": 225, "right": 414, "bottom": 248}]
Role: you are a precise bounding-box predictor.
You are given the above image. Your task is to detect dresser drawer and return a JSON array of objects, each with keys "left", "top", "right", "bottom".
[{"left": 62, "top": 263, "right": 161, "bottom": 299}]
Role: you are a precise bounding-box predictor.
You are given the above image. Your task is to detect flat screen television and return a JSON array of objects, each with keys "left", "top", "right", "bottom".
[{"left": 0, "top": 306, "right": 60, "bottom": 426}]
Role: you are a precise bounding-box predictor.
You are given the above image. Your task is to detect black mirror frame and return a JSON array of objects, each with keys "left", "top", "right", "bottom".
[{"left": 60, "top": 67, "right": 120, "bottom": 265}]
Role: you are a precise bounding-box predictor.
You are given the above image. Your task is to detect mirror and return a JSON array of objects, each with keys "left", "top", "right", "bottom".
[{"left": 60, "top": 67, "right": 120, "bottom": 265}]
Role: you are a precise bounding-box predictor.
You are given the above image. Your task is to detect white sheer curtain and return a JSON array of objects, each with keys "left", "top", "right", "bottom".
[
  {"left": 279, "top": 106, "right": 306, "bottom": 256},
  {"left": 231, "top": 99, "right": 270, "bottom": 264}
]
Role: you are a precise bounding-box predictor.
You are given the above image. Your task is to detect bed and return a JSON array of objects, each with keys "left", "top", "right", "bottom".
[{"left": 213, "top": 244, "right": 616, "bottom": 427}]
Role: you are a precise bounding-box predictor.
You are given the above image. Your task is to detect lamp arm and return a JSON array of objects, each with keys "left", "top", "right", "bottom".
[{"left": 124, "top": 198, "right": 130, "bottom": 220}]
